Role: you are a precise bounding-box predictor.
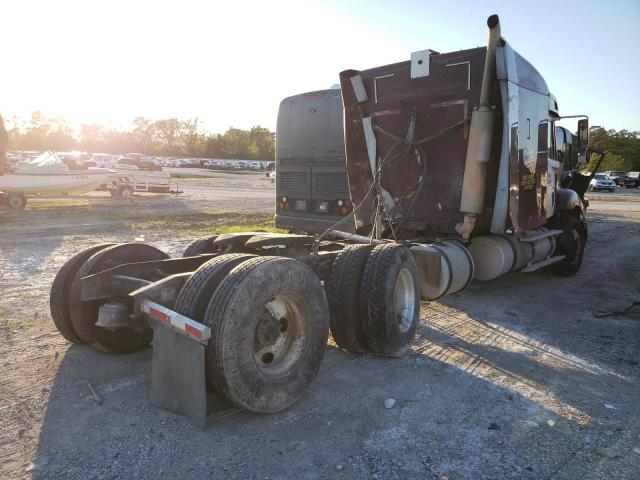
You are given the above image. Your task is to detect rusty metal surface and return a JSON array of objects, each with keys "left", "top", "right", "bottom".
[
  {"left": 80, "top": 256, "right": 214, "bottom": 301},
  {"left": 111, "top": 275, "right": 152, "bottom": 296},
  {"left": 341, "top": 41, "right": 561, "bottom": 237},
  {"left": 95, "top": 302, "right": 131, "bottom": 328},
  {"left": 213, "top": 232, "right": 269, "bottom": 248},
  {"left": 131, "top": 273, "right": 191, "bottom": 309},
  {"left": 340, "top": 47, "right": 501, "bottom": 237},
  {"left": 244, "top": 233, "right": 313, "bottom": 248}
]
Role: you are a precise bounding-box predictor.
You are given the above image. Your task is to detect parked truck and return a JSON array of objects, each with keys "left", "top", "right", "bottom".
[
  {"left": 48, "top": 15, "right": 602, "bottom": 424},
  {"left": 275, "top": 87, "right": 354, "bottom": 233}
]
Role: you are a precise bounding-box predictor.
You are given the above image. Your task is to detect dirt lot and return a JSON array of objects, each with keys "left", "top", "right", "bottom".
[{"left": 1, "top": 173, "right": 639, "bottom": 480}]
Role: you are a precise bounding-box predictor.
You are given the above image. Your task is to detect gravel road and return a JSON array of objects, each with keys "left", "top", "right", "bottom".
[{"left": 0, "top": 174, "right": 638, "bottom": 480}]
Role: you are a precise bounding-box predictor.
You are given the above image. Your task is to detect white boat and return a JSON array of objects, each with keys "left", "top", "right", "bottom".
[{"left": 0, "top": 151, "right": 112, "bottom": 195}]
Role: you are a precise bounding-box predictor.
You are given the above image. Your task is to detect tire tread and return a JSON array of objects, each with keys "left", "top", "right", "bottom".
[
  {"left": 174, "top": 253, "right": 255, "bottom": 321},
  {"left": 49, "top": 243, "right": 115, "bottom": 344},
  {"left": 360, "top": 243, "right": 419, "bottom": 356},
  {"left": 326, "top": 245, "right": 372, "bottom": 353},
  {"left": 183, "top": 235, "right": 218, "bottom": 257},
  {"left": 204, "top": 256, "right": 277, "bottom": 399}
]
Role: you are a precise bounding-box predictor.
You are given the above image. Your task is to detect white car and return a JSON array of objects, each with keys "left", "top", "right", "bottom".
[{"left": 589, "top": 174, "right": 616, "bottom": 192}]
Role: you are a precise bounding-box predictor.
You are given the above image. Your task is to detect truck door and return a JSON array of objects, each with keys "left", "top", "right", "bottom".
[{"left": 539, "top": 120, "right": 559, "bottom": 219}]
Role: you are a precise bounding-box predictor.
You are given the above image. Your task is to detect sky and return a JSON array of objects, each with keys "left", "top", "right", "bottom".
[{"left": 2, "top": 0, "right": 639, "bottom": 133}]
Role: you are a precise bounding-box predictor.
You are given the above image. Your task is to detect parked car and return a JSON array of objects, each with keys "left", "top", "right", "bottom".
[
  {"left": 589, "top": 174, "right": 616, "bottom": 192},
  {"left": 618, "top": 174, "right": 638, "bottom": 188},
  {"left": 119, "top": 154, "right": 162, "bottom": 172},
  {"left": 90, "top": 153, "right": 116, "bottom": 168},
  {"left": 81, "top": 159, "right": 112, "bottom": 169},
  {"left": 178, "top": 159, "right": 197, "bottom": 168},
  {"left": 625, "top": 171, "right": 640, "bottom": 187},
  {"left": 602, "top": 171, "right": 627, "bottom": 186}
]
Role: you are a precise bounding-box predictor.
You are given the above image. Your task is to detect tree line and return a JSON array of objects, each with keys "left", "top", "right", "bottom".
[
  {"left": 4, "top": 112, "right": 275, "bottom": 160},
  {"left": 4, "top": 112, "right": 639, "bottom": 170},
  {"left": 586, "top": 127, "right": 640, "bottom": 172}
]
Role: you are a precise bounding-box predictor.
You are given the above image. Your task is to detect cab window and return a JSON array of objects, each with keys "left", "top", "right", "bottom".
[{"left": 538, "top": 121, "right": 555, "bottom": 160}]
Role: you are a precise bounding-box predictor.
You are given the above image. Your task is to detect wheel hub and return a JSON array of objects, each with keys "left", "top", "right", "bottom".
[
  {"left": 253, "top": 294, "right": 306, "bottom": 375},
  {"left": 256, "top": 310, "right": 280, "bottom": 346}
]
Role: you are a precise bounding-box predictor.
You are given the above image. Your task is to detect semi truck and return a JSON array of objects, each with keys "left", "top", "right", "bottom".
[{"left": 48, "top": 15, "right": 602, "bottom": 424}]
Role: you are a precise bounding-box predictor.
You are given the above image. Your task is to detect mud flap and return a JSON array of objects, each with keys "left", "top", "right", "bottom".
[{"left": 150, "top": 323, "right": 207, "bottom": 426}]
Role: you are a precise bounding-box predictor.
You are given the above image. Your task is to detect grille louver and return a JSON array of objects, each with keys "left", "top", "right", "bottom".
[
  {"left": 315, "top": 172, "right": 349, "bottom": 198},
  {"left": 280, "top": 171, "right": 310, "bottom": 197}
]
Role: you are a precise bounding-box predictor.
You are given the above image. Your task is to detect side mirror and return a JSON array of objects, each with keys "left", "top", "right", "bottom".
[
  {"left": 577, "top": 118, "right": 589, "bottom": 150},
  {"left": 577, "top": 150, "right": 589, "bottom": 165}
]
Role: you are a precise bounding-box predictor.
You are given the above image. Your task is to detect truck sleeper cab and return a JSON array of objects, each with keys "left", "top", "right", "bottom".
[{"left": 339, "top": 15, "right": 590, "bottom": 279}]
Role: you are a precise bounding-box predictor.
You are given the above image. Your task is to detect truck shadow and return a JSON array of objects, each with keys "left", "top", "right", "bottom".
[
  {"left": 24, "top": 214, "right": 640, "bottom": 478},
  {"left": 27, "top": 300, "right": 638, "bottom": 480},
  {"left": 411, "top": 318, "right": 634, "bottom": 424}
]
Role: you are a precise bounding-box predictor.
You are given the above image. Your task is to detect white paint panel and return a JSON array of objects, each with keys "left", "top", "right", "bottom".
[
  {"left": 362, "top": 116, "right": 377, "bottom": 177},
  {"left": 410, "top": 49, "right": 430, "bottom": 78},
  {"left": 350, "top": 75, "right": 368, "bottom": 103}
]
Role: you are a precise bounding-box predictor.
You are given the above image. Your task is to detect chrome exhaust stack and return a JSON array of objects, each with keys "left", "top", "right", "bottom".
[{"left": 456, "top": 14, "right": 501, "bottom": 240}]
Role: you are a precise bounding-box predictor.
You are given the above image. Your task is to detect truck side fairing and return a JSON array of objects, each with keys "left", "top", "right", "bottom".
[{"left": 491, "top": 43, "right": 558, "bottom": 233}]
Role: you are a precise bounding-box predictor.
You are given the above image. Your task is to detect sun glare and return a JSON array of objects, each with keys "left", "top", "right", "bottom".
[{"left": 3, "top": 0, "right": 407, "bottom": 133}]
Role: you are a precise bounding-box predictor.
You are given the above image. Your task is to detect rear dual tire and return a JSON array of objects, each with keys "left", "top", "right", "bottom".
[
  {"left": 359, "top": 244, "right": 420, "bottom": 357},
  {"left": 68, "top": 243, "right": 169, "bottom": 353},
  {"left": 183, "top": 235, "right": 218, "bottom": 257},
  {"left": 202, "top": 257, "right": 329, "bottom": 413},
  {"left": 326, "top": 243, "right": 420, "bottom": 357},
  {"left": 50, "top": 243, "right": 115, "bottom": 344},
  {"left": 174, "top": 253, "right": 256, "bottom": 323},
  {"left": 325, "top": 245, "right": 373, "bottom": 353}
]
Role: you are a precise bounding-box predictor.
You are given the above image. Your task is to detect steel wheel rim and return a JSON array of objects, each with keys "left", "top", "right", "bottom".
[
  {"left": 394, "top": 268, "right": 416, "bottom": 333},
  {"left": 253, "top": 292, "right": 307, "bottom": 377}
]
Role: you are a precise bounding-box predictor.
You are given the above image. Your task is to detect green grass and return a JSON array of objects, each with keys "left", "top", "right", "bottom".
[
  {"left": 169, "top": 176, "right": 211, "bottom": 182},
  {"left": 129, "top": 212, "right": 286, "bottom": 236},
  {"left": 215, "top": 220, "right": 287, "bottom": 234},
  {"left": 0, "top": 319, "right": 38, "bottom": 330},
  {"left": 11, "top": 197, "right": 287, "bottom": 238},
  {"left": 25, "top": 199, "right": 90, "bottom": 211}
]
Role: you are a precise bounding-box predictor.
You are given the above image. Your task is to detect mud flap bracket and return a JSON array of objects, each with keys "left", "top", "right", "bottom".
[{"left": 136, "top": 299, "right": 211, "bottom": 426}]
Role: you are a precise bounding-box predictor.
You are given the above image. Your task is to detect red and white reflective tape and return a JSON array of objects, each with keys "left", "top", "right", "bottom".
[{"left": 141, "top": 299, "right": 211, "bottom": 345}]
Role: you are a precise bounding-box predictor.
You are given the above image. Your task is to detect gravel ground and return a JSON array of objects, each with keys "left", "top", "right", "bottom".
[{"left": 0, "top": 174, "right": 639, "bottom": 480}]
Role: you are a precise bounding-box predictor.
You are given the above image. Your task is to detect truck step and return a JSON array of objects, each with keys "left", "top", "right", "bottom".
[
  {"left": 518, "top": 229, "right": 563, "bottom": 243},
  {"left": 521, "top": 255, "right": 566, "bottom": 272}
]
